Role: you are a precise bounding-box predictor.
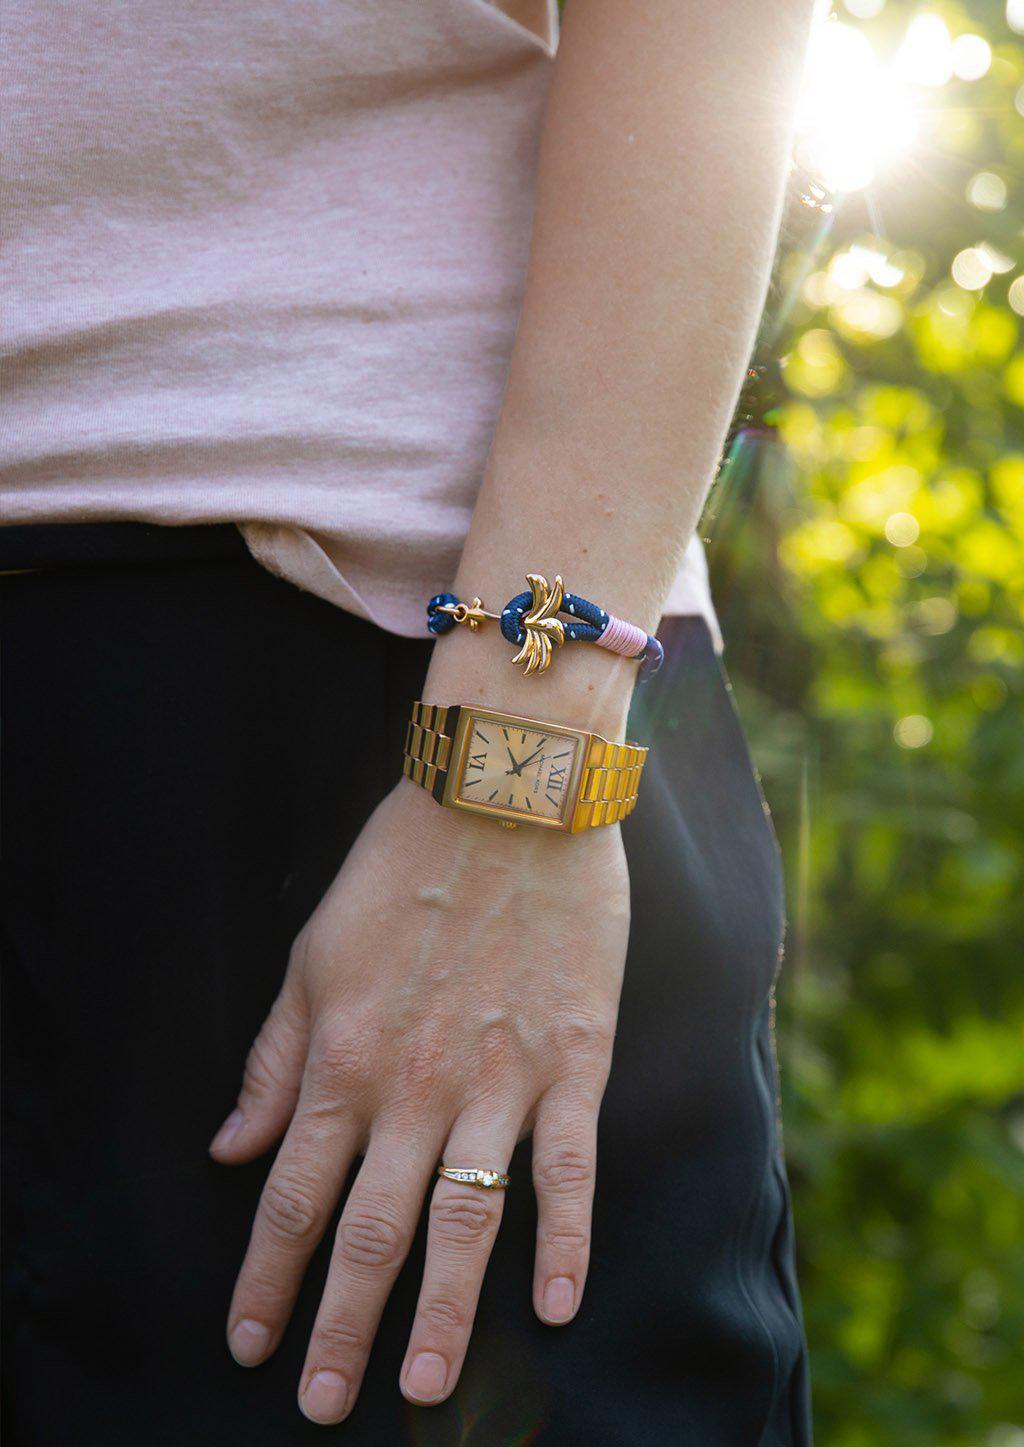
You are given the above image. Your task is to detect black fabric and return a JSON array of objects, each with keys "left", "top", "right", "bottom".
[
  {"left": 1, "top": 525, "right": 811, "bottom": 1446},
  {"left": 0, "top": 520, "right": 250, "bottom": 572}
]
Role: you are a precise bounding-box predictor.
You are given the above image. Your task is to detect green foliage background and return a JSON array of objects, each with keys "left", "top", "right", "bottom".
[{"left": 705, "top": 3, "right": 1024, "bottom": 1441}]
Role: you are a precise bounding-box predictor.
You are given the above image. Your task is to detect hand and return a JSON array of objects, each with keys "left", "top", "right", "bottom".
[{"left": 210, "top": 777, "right": 630, "bottom": 1424}]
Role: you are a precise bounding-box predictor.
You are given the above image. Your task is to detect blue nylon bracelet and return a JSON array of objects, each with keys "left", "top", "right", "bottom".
[{"left": 426, "top": 580, "right": 664, "bottom": 678}]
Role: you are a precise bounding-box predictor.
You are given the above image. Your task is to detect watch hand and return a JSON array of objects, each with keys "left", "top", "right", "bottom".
[
  {"left": 517, "top": 745, "right": 547, "bottom": 771},
  {"left": 505, "top": 746, "right": 524, "bottom": 776}
]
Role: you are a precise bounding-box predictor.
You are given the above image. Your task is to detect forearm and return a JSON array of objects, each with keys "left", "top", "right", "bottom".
[{"left": 425, "top": 0, "right": 812, "bottom": 735}]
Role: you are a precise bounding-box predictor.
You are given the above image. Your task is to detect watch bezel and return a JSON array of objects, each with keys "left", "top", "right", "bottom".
[{"left": 443, "top": 706, "right": 591, "bottom": 831}]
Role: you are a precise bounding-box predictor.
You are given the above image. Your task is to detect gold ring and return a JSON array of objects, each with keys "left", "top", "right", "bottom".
[{"left": 437, "top": 1165, "right": 511, "bottom": 1190}]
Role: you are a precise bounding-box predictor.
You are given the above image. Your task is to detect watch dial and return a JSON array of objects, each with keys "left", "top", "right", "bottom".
[{"left": 457, "top": 717, "right": 580, "bottom": 823}]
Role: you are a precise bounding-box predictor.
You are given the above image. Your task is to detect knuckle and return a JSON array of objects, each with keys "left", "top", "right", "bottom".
[
  {"left": 534, "top": 1146, "right": 594, "bottom": 1196},
  {"left": 418, "top": 1295, "right": 469, "bottom": 1333},
  {"left": 393, "top": 1029, "right": 450, "bottom": 1103},
  {"left": 310, "top": 1031, "right": 372, "bottom": 1097},
  {"left": 429, "top": 1189, "right": 497, "bottom": 1248},
  {"left": 552, "top": 1012, "right": 615, "bottom": 1063},
  {"left": 287, "top": 929, "right": 311, "bottom": 975},
  {"left": 541, "top": 1224, "right": 590, "bottom": 1255},
  {"left": 260, "top": 1174, "right": 323, "bottom": 1246},
  {"left": 471, "top": 1016, "right": 523, "bottom": 1084},
  {"left": 336, "top": 1204, "right": 407, "bottom": 1272},
  {"left": 313, "top": 1316, "right": 368, "bottom": 1359}
]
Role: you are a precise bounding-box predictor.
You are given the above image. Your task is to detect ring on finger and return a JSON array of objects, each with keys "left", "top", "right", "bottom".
[{"left": 436, "top": 1164, "right": 511, "bottom": 1190}]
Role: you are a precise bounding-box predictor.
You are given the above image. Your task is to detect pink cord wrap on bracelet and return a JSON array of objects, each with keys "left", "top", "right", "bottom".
[{"left": 595, "top": 612, "right": 649, "bottom": 659}]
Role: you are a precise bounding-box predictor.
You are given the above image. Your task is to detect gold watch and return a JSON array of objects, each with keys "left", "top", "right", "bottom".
[{"left": 402, "top": 702, "right": 648, "bottom": 832}]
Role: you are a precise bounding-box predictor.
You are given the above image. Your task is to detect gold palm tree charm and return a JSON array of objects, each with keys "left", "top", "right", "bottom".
[{"left": 511, "top": 574, "right": 566, "bottom": 676}]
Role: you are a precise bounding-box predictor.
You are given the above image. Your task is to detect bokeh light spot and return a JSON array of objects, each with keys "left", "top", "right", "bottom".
[
  {"left": 977, "top": 243, "right": 1015, "bottom": 276},
  {"left": 951, "top": 248, "right": 994, "bottom": 291},
  {"left": 831, "top": 246, "right": 872, "bottom": 290},
  {"left": 951, "top": 35, "right": 992, "bottom": 81},
  {"left": 885, "top": 512, "right": 921, "bottom": 546},
  {"left": 785, "top": 328, "right": 849, "bottom": 396},
  {"left": 911, "top": 597, "right": 958, "bottom": 635},
  {"left": 936, "top": 283, "right": 975, "bottom": 319},
  {"left": 869, "top": 252, "right": 907, "bottom": 288},
  {"left": 834, "top": 289, "right": 904, "bottom": 340},
  {"left": 894, "top": 714, "right": 934, "bottom": 748},
  {"left": 897, "top": 15, "right": 953, "bottom": 87},
  {"left": 966, "top": 172, "right": 1007, "bottom": 211}
]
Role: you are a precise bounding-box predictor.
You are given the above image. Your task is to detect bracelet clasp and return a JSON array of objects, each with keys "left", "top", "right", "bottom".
[{"left": 435, "top": 597, "right": 501, "bottom": 632}]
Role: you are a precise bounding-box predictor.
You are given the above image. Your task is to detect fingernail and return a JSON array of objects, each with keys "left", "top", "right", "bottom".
[
  {"left": 210, "top": 1108, "right": 244, "bottom": 1154},
  {"left": 542, "top": 1277, "right": 576, "bottom": 1323},
  {"left": 229, "top": 1318, "right": 271, "bottom": 1366},
  {"left": 301, "top": 1369, "right": 350, "bottom": 1424},
  {"left": 404, "top": 1351, "right": 448, "bottom": 1402}
]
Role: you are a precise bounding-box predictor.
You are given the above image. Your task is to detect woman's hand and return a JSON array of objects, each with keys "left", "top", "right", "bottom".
[{"left": 210, "top": 775, "right": 630, "bottom": 1424}]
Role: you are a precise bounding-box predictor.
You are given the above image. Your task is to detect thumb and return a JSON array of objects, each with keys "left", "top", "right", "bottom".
[{"left": 209, "top": 983, "right": 309, "bottom": 1163}]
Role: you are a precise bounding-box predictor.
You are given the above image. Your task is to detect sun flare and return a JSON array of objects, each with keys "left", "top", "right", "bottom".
[{"left": 795, "top": 9, "right": 992, "bottom": 195}]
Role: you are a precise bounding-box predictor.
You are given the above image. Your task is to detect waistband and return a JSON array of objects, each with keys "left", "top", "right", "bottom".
[{"left": 0, "top": 522, "right": 249, "bottom": 574}]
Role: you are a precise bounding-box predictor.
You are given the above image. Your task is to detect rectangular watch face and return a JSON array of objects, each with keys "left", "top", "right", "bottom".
[{"left": 452, "top": 711, "right": 587, "bottom": 828}]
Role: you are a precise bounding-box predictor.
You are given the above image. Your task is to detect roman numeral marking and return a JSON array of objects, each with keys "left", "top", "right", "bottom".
[
  {"left": 548, "top": 766, "right": 566, "bottom": 793},
  {"left": 467, "top": 752, "right": 486, "bottom": 771}
]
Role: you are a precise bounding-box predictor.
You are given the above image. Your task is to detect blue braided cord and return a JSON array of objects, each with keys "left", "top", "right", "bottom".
[
  {"left": 426, "top": 592, "right": 460, "bottom": 635},
  {"left": 432, "top": 587, "right": 663, "bottom": 679},
  {"left": 639, "top": 635, "right": 665, "bottom": 676},
  {"left": 500, "top": 589, "right": 609, "bottom": 647},
  {"left": 498, "top": 592, "right": 529, "bottom": 646}
]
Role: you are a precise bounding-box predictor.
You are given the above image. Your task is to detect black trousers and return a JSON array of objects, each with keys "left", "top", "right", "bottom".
[{"left": 1, "top": 525, "right": 810, "bottom": 1445}]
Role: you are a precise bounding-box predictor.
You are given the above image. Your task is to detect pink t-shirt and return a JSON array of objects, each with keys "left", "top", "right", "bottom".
[{"left": 1, "top": 0, "right": 719, "bottom": 643}]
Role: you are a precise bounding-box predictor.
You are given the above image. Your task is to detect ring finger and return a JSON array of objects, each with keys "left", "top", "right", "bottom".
[{"left": 400, "top": 1100, "right": 524, "bottom": 1407}]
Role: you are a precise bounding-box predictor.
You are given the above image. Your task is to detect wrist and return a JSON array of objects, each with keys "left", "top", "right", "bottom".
[
  {"left": 421, "top": 622, "right": 636, "bottom": 740},
  {"left": 395, "top": 771, "right": 624, "bottom": 858}
]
